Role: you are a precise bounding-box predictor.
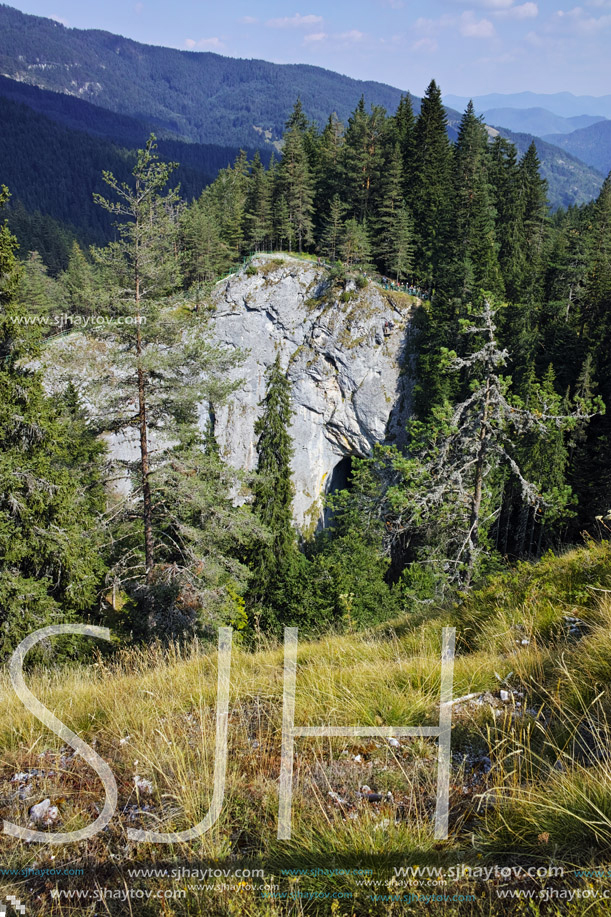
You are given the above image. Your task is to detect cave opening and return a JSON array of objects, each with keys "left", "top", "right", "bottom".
[{"left": 323, "top": 455, "right": 354, "bottom": 528}]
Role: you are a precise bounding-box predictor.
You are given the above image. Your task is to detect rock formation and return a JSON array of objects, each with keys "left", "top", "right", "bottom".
[
  {"left": 42, "top": 254, "right": 416, "bottom": 533},
  {"left": 211, "top": 255, "right": 415, "bottom": 534}
]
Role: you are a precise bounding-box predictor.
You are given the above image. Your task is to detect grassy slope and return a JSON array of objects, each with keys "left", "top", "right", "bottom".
[{"left": 2, "top": 541, "right": 611, "bottom": 913}]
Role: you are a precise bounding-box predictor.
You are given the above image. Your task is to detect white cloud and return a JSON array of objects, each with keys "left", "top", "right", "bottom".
[
  {"left": 411, "top": 37, "right": 439, "bottom": 51},
  {"left": 185, "top": 37, "right": 225, "bottom": 50},
  {"left": 525, "top": 28, "right": 543, "bottom": 44},
  {"left": 553, "top": 6, "right": 611, "bottom": 33},
  {"left": 337, "top": 29, "right": 365, "bottom": 41},
  {"left": 304, "top": 31, "right": 328, "bottom": 42},
  {"left": 50, "top": 14, "right": 69, "bottom": 26},
  {"left": 494, "top": 2, "right": 538, "bottom": 17},
  {"left": 460, "top": 11, "right": 496, "bottom": 36},
  {"left": 239, "top": 16, "right": 258, "bottom": 24},
  {"left": 449, "top": 0, "right": 513, "bottom": 7},
  {"left": 266, "top": 13, "right": 323, "bottom": 29},
  {"left": 413, "top": 13, "right": 454, "bottom": 32}
]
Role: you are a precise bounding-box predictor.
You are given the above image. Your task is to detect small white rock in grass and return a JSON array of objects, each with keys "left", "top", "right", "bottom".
[
  {"left": 11, "top": 773, "right": 32, "bottom": 784},
  {"left": 353, "top": 754, "right": 362, "bottom": 763},
  {"left": 134, "top": 776, "right": 153, "bottom": 795},
  {"left": 500, "top": 690, "right": 511, "bottom": 703},
  {"left": 29, "top": 799, "right": 60, "bottom": 826},
  {"left": 388, "top": 737, "right": 400, "bottom": 749},
  {"left": 120, "top": 736, "right": 132, "bottom": 746}
]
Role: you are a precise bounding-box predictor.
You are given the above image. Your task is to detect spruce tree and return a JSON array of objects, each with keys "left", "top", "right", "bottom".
[
  {"left": 572, "top": 174, "right": 611, "bottom": 522},
  {"left": 0, "top": 187, "right": 106, "bottom": 657},
  {"left": 244, "top": 151, "right": 273, "bottom": 252},
  {"left": 341, "top": 218, "right": 373, "bottom": 271},
  {"left": 313, "top": 113, "right": 345, "bottom": 237},
  {"left": 278, "top": 103, "right": 315, "bottom": 252},
  {"left": 16, "top": 251, "right": 58, "bottom": 323},
  {"left": 248, "top": 357, "right": 304, "bottom": 628},
  {"left": 412, "top": 80, "right": 454, "bottom": 284},
  {"left": 60, "top": 241, "right": 98, "bottom": 319},
  {"left": 488, "top": 136, "right": 525, "bottom": 302},
  {"left": 382, "top": 301, "right": 599, "bottom": 588},
  {"left": 375, "top": 143, "right": 414, "bottom": 280},
  {"left": 518, "top": 141, "right": 548, "bottom": 300},
  {"left": 180, "top": 190, "right": 232, "bottom": 288},
  {"left": 209, "top": 150, "right": 250, "bottom": 258},
  {"left": 451, "top": 102, "right": 502, "bottom": 298},
  {"left": 392, "top": 93, "right": 417, "bottom": 205},
  {"left": 319, "top": 193, "right": 346, "bottom": 262}
]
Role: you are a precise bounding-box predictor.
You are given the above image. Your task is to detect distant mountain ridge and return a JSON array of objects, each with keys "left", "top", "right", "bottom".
[
  {"left": 447, "top": 91, "right": 611, "bottom": 119},
  {"left": 0, "top": 3, "right": 428, "bottom": 147},
  {"left": 482, "top": 107, "right": 605, "bottom": 138},
  {"left": 543, "top": 120, "right": 611, "bottom": 178},
  {"left": 0, "top": 0, "right": 605, "bottom": 244}
]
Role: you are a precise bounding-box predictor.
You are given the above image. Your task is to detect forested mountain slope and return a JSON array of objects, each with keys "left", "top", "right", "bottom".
[
  {"left": 544, "top": 119, "right": 611, "bottom": 177},
  {"left": 0, "top": 92, "right": 262, "bottom": 266},
  {"left": 492, "top": 126, "right": 604, "bottom": 209},
  {"left": 0, "top": 3, "right": 432, "bottom": 147}
]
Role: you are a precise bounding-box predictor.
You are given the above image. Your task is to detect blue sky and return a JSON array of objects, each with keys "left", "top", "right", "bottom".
[{"left": 9, "top": 0, "right": 610, "bottom": 96}]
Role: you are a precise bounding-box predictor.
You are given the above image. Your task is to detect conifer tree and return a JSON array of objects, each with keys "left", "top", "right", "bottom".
[
  {"left": 248, "top": 357, "right": 304, "bottom": 628},
  {"left": 244, "top": 151, "right": 273, "bottom": 252},
  {"left": 412, "top": 80, "right": 454, "bottom": 284},
  {"left": 342, "top": 98, "right": 386, "bottom": 223},
  {"left": 16, "top": 250, "right": 58, "bottom": 322},
  {"left": 341, "top": 218, "right": 373, "bottom": 270},
  {"left": 0, "top": 187, "right": 106, "bottom": 657},
  {"left": 375, "top": 143, "right": 414, "bottom": 280},
  {"left": 313, "top": 113, "right": 345, "bottom": 236},
  {"left": 380, "top": 301, "right": 599, "bottom": 588},
  {"left": 319, "top": 193, "right": 346, "bottom": 262},
  {"left": 278, "top": 102, "right": 315, "bottom": 252},
  {"left": 451, "top": 102, "right": 502, "bottom": 298},
  {"left": 180, "top": 191, "right": 232, "bottom": 289},
  {"left": 60, "top": 242, "right": 98, "bottom": 319},
  {"left": 392, "top": 93, "right": 417, "bottom": 205},
  {"left": 92, "top": 138, "right": 245, "bottom": 638},
  {"left": 518, "top": 141, "right": 548, "bottom": 299},
  {"left": 572, "top": 174, "right": 611, "bottom": 522},
  {"left": 273, "top": 193, "right": 293, "bottom": 252},
  {"left": 209, "top": 150, "right": 250, "bottom": 258},
  {"left": 94, "top": 136, "right": 182, "bottom": 584},
  {"left": 488, "top": 136, "right": 525, "bottom": 302}
]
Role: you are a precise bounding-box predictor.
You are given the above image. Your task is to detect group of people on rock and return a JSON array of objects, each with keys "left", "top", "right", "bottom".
[{"left": 380, "top": 276, "right": 430, "bottom": 299}]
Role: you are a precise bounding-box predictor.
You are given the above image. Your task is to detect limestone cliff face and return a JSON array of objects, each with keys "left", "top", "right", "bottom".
[
  {"left": 211, "top": 255, "right": 415, "bottom": 533},
  {"left": 42, "top": 255, "right": 416, "bottom": 531}
]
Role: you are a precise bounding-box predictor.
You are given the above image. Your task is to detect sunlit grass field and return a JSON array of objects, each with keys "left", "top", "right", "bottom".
[{"left": 2, "top": 540, "right": 611, "bottom": 914}]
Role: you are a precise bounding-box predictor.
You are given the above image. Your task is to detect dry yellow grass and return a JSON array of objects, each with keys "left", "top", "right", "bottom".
[{"left": 2, "top": 542, "right": 611, "bottom": 914}]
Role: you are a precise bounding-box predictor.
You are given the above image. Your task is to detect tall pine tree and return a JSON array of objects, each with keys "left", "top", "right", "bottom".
[
  {"left": 412, "top": 80, "right": 453, "bottom": 285},
  {"left": 248, "top": 357, "right": 305, "bottom": 629}
]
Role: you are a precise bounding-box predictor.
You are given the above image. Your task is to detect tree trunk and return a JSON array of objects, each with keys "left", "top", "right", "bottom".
[
  {"left": 135, "top": 272, "right": 154, "bottom": 583},
  {"left": 465, "top": 376, "right": 490, "bottom": 586}
]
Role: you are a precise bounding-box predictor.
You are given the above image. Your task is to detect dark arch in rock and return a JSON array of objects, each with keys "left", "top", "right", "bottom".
[{"left": 323, "top": 455, "right": 354, "bottom": 528}]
